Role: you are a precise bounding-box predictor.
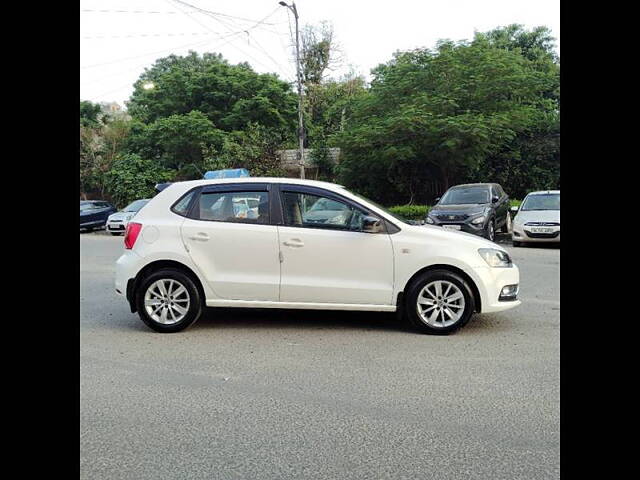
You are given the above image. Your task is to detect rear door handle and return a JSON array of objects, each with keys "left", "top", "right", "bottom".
[
  {"left": 283, "top": 239, "right": 304, "bottom": 248},
  {"left": 189, "top": 232, "right": 210, "bottom": 241}
]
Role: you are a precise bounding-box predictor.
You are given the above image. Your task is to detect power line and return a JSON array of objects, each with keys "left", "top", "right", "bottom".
[{"left": 82, "top": 32, "right": 216, "bottom": 39}]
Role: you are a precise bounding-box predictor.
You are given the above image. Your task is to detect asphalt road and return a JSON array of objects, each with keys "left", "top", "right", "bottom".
[{"left": 80, "top": 232, "right": 559, "bottom": 480}]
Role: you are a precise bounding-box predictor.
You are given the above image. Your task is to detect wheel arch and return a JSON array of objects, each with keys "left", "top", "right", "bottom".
[
  {"left": 398, "top": 264, "right": 482, "bottom": 313},
  {"left": 128, "top": 259, "right": 206, "bottom": 313}
]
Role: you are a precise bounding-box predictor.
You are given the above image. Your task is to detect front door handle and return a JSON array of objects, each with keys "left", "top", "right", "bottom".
[
  {"left": 283, "top": 239, "right": 304, "bottom": 248},
  {"left": 189, "top": 232, "right": 210, "bottom": 241}
]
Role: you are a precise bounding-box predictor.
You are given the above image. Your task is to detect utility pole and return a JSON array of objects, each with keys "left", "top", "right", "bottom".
[{"left": 279, "top": 1, "right": 305, "bottom": 179}]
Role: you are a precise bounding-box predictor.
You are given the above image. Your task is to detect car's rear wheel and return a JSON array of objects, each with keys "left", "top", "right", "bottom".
[
  {"left": 405, "top": 270, "right": 475, "bottom": 335},
  {"left": 135, "top": 269, "right": 203, "bottom": 333}
]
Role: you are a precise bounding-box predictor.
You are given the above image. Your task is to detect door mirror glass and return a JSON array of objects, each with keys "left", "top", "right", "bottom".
[
  {"left": 510, "top": 205, "right": 519, "bottom": 213},
  {"left": 492, "top": 196, "right": 499, "bottom": 203},
  {"left": 362, "top": 215, "right": 384, "bottom": 233},
  {"left": 434, "top": 196, "right": 441, "bottom": 203}
]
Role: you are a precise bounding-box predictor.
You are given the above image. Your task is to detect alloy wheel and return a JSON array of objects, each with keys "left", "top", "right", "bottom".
[
  {"left": 144, "top": 279, "right": 191, "bottom": 325},
  {"left": 416, "top": 280, "right": 466, "bottom": 328}
]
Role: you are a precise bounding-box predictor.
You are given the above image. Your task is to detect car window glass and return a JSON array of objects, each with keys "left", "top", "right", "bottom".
[
  {"left": 172, "top": 191, "right": 196, "bottom": 217},
  {"left": 521, "top": 194, "right": 560, "bottom": 211},
  {"left": 282, "top": 191, "right": 364, "bottom": 231},
  {"left": 440, "top": 187, "right": 490, "bottom": 205},
  {"left": 197, "top": 191, "right": 269, "bottom": 224}
]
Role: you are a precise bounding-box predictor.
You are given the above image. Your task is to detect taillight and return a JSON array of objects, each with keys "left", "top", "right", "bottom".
[{"left": 124, "top": 222, "right": 142, "bottom": 249}]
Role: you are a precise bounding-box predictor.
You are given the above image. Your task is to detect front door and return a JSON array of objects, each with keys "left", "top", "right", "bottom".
[
  {"left": 180, "top": 185, "right": 280, "bottom": 301},
  {"left": 277, "top": 186, "right": 394, "bottom": 305}
]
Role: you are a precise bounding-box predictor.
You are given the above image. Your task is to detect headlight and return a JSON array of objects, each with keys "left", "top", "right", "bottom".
[
  {"left": 426, "top": 217, "right": 435, "bottom": 224},
  {"left": 478, "top": 248, "right": 512, "bottom": 268},
  {"left": 470, "top": 215, "right": 485, "bottom": 225}
]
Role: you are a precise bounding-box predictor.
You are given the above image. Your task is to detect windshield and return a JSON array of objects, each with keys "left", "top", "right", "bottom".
[
  {"left": 123, "top": 200, "right": 148, "bottom": 212},
  {"left": 439, "top": 187, "right": 490, "bottom": 205},
  {"left": 521, "top": 193, "right": 560, "bottom": 211},
  {"left": 349, "top": 191, "right": 408, "bottom": 224}
]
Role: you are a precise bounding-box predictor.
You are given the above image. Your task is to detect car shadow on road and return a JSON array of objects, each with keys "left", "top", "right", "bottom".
[{"left": 192, "top": 307, "right": 415, "bottom": 334}]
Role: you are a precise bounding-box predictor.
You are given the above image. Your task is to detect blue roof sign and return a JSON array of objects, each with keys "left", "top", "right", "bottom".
[{"left": 203, "top": 168, "right": 250, "bottom": 179}]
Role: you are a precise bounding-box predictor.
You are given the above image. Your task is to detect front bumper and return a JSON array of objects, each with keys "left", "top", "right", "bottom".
[
  {"left": 106, "top": 220, "right": 127, "bottom": 233},
  {"left": 512, "top": 224, "right": 560, "bottom": 243},
  {"left": 426, "top": 219, "right": 487, "bottom": 236},
  {"left": 471, "top": 264, "right": 521, "bottom": 313}
]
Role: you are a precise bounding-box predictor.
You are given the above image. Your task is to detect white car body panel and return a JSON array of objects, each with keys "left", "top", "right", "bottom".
[{"left": 115, "top": 178, "right": 521, "bottom": 314}]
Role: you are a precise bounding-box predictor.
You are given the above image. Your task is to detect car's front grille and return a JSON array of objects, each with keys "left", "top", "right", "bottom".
[
  {"left": 524, "top": 230, "right": 560, "bottom": 238},
  {"left": 524, "top": 222, "right": 560, "bottom": 226},
  {"left": 436, "top": 214, "right": 468, "bottom": 221}
]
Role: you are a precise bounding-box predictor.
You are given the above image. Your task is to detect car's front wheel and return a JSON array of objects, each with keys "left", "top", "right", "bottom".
[
  {"left": 405, "top": 270, "right": 475, "bottom": 334},
  {"left": 501, "top": 213, "right": 511, "bottom": 233},
  {"left": 135, "top": 269, "right": 203, "bottom": 333},
  {"left": 484, "top": 220, "right": 495, "bottom": 241}
]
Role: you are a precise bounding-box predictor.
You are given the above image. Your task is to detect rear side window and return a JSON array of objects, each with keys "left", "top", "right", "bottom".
[
  {"left": 196, "top": 191, "right": 269, "bottom": 224},
  {"left": 171, "top": 190, "right": 197, "bottom": 217}
]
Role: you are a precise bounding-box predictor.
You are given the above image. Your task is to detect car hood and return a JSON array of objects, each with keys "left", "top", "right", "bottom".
[
  {"left": 515, "top": 210, "right": 560, "bottom": 224},
  {"left": 405, "top": 223, "right": 506, "bottom": 251},
  {"left": 430, "top": 204, "right": 488, "bottom": 215}
]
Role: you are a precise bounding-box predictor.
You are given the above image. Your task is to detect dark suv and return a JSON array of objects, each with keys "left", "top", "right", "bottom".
[{"left": 425, "top": 183, "right": 510, "bottom": 241}]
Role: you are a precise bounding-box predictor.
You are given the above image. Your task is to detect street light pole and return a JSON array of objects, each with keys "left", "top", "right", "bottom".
[{"left": 279, "top": 1, "right": 305, "bottom": 179}]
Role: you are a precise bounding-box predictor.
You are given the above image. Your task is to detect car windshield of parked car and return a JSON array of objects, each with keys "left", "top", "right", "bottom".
[
  {"left": 439, "top": 187, "right": 490, "bottom": 205},
  {"left": 521, "top": 194, "right": 560, "bottom": 211},
  {"left": 123, "top": 200, "right": 148, "bottom": 212}
]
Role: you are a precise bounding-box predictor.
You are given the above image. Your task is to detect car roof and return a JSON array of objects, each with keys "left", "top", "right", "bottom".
[
  {"left": 166, "top": 177, "right": 346, "bottom": 192},
  {"left": 447, "top": 183, "right": 495, "bottom": 189},
  {"left": 526, "top": 190, "right": 560, "bottom": 195}
]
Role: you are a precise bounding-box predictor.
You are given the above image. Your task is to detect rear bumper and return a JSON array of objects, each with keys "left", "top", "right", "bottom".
[{"left": 80, "top": 219, "right": 106, "bottom": 229}]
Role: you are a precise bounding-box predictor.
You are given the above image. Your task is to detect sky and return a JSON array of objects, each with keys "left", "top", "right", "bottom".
[{"left": 80, "top": 0, "right": 560, "bottom": 106}]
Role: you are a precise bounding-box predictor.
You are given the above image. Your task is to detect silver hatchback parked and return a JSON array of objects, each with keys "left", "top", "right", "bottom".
[{"left": 511, "top": 190, "right": 560, "bottom": 246}]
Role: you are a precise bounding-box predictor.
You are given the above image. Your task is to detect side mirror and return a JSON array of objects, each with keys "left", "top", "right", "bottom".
[
  {"left": 510, "top": 206, "right": 519, "bottom": 213},
  {"left": 362, "top": 215, "right": 384, "bottom": 233},
  {"left": 492, "top": 196, "right": 499, "bottom": 203},
  {"left": 434, "top": 197, "right": 441, "bottom": 203}
]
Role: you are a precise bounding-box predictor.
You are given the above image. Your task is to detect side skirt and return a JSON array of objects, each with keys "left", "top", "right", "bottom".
[{"left": 205, "top": 299, "right": 397, "bottom": 312}]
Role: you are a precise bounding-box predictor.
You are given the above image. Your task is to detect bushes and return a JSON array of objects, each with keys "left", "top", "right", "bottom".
[{"left": 388, "top": 205, "right": 431, "bottom": 220}]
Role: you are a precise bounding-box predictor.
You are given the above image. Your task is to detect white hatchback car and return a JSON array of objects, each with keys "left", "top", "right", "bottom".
[{"left": 115, "top": 178, "right": 520, "bottom": 334}]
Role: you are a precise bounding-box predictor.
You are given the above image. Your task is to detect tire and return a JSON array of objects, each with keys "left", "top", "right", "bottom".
[
  {"left": 135, "top": 268, "right": 203, "bottom": 333},
  {"left": 501, "top": 213, "right": 511, "bottom": 233},
  {"left": 404, "top": 269, "right": 475, "bottom": 335},
  {"left": 484, "top": 220, "right": 495, "bottom": 241}
]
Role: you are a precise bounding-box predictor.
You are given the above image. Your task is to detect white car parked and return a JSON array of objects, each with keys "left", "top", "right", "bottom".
[
  {"left": 511, "top": 190, "right": 560, "bottom": 247},
  {"left": 106, "top": 199, "right": 150, "bottom": 236},
  {"left": 115, "top": 178, "right": 520, "bottom": 334}
]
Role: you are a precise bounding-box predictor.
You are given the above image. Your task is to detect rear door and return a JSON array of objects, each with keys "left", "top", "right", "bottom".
[
  {"left": 180, "top": 183, "right": 281, "bottom": 301},
  {"left": 276, "top": 185, "right": 395, "bottom": 305}
]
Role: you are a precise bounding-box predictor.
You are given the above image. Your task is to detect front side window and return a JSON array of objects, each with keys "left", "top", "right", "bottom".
[
  {"left": 197, "top": 191, "right": 269, "bottom": 224},
  {"left": 282, "top": 191, "right": 364, "bottom": 230}
]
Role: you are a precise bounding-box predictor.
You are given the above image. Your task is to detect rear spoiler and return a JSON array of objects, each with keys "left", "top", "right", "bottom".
[{"left": 155, "top": 182, "right": 173, "bottom": 193}]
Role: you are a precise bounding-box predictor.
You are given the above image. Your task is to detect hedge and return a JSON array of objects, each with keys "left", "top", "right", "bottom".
[{"left": 388, "top": 200, "right": 522, "bottom": 221}]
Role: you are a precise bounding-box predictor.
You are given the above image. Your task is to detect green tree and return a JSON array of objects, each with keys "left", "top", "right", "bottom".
[
  {"left": 104, "top": 154, "right": 174, "bottom": 207},
  {"left": 80, "top": 100, "right": 102, "bottom": 127},
  {"left": 127, "top": 51, "right": 297, "bottom": 138},
  {"left": 126, "top": 111, "right": 227, "bottom": 178},
  {"left": 219, "top": 123, "right": 285, "bottom": 177},
  {"left": 336, "top": 29, "right": 559, "bottom": 205}
]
